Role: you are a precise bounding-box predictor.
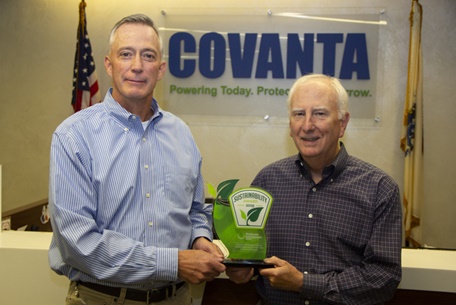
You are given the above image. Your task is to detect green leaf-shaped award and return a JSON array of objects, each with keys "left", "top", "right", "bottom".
[{"left": 212, "top": 180, "right": 273, "bottom": 267}]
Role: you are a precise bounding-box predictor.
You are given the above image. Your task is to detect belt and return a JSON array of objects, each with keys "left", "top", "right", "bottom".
[{"left": 78, "top": 281, "right": 185, "bottom": 303}]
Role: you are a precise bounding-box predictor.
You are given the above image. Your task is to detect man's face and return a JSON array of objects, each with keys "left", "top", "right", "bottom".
[
  {"left": 289, "top": 80, "right": 349, "bottom": 166},
  {"left": 104, "top": 23, "right": 166, "bottom": 105}
]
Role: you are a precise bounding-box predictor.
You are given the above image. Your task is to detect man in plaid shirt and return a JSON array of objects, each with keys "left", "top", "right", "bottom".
[{"left": 227, "top": 74, "right": 402, "bottom": 305}]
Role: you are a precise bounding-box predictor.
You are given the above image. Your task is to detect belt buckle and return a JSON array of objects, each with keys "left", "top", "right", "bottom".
[{"left": 146, "top": 287, "right": 168, "bottom": 304}]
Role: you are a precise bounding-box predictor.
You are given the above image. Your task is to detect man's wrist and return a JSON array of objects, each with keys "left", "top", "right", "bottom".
[{"left": 191, "top": 236, "right": 211, "bottom": 249}]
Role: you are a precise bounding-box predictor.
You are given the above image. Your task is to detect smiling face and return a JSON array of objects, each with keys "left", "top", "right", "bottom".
[
  {"left": 104, "top": 22, "right": 166, "bottom": 108},
  {"left": 289, "top": 78, "right": 350, "bottom": 168}
]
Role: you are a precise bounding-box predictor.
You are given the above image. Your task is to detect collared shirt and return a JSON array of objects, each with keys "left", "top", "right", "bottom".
[
  {"left": 48, "top": 90, "right": 211, "bottom": 289},
  {"left": 252, "top": 143, "right": 402, "bottom": 305}
]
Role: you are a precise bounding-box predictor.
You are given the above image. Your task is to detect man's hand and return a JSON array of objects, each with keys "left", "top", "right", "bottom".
[
  {"left": 192, "top": 237, "right": 225, "bottom": 258},
  {"left": 178, "top": 238, "right": 226, "bottom": 285},
  {"left": 259, "top": 256, "right": 304, "bottom": 292},
  {"left": 226, "top": 267, "right": 254, "bottom": 284}
]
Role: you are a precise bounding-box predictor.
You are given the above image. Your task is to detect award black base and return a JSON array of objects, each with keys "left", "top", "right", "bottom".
[{"left": 223, "top": 258, "right": 274, "bottom": 268}]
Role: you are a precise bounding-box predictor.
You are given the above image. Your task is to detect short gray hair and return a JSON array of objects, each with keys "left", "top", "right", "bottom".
[
  {"left": 108, "top": 14, "right": 163, "bottom": 59},
  {"left": 287, "top": 74, "right": 349, "bottom": 120}
]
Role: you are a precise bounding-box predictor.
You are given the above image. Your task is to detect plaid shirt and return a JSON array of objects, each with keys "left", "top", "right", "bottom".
[{"left": 253, "top": 143, "right": 402, "bottom": 305}]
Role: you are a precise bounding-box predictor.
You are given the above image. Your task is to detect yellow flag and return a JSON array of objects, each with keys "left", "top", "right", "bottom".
[{"left": 400, "top": 0, "right": 423, "bottom": 248}]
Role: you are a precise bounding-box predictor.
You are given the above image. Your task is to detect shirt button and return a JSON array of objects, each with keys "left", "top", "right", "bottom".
[
  {"left": 312, "top": 187, "right": 317, "bottom": 192},
  {"left": 305, "top": 301, "right": 310, "bottom": 305},
  {"left": 146, "top": 193, "right": 150, "bottom": 198},
  {"left": 148, "top": 221, "right": 153, "bottom": 227},
  {"left": 142, "top": 138, "right": 147, "bottom": 142},
  {"left": 304, "top": 271, "right": 308, "bottom": 274},
  {"left": 124, "top": 128, "right": 129, "bottom": 132},
  {"left": 144, "top": 164, "right": 149, "bottom": 169},
  {"left": 132, "top": 115, "right": 137, "bottom": 120},
  {"left": 308, "top": 214, "right": 313, "bottom": 218},
  {"left": 306, "top": 242, "right": 310, "bottom": 247}
]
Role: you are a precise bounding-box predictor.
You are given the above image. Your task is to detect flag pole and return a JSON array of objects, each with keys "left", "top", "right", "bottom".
[
  {"left": 79, "top": 0, "right": 86, "bottom": 37},
  {"left": 401, "top": 0, "right": 423, "bottom": 248}
]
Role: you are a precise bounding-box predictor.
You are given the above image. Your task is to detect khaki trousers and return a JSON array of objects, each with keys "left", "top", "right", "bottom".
[{"left": 65, "top": 281, "right": 192, "bottom": 305}]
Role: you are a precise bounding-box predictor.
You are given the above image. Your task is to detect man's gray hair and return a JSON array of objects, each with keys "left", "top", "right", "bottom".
[
  {"left": 287, "top": 74, "right": 349, "bottom": 120},
  {"left": 108, "top": 14, "right": 163, "bottom": 58}
]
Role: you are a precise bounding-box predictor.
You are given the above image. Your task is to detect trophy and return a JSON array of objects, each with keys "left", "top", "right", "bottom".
[{"left": 209, "top": 179, "right": 274, "bottom": 268}]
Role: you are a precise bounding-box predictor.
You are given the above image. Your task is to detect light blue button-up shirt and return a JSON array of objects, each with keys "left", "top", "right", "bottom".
[{"left": 48, "top": 90, "right": 211, "bottom": 288}]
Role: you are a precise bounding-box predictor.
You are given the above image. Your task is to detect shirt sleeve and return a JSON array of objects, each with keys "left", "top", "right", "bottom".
[
  {"left": 303, "top": 177, "right": 402, "bottom": 304},
  {"left": 189, "top": 161, "right": 214, "bottom": 244}
]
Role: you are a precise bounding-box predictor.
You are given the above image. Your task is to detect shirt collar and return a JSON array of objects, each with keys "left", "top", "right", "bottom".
[
  {"left": 103, "top": 89, "right": 163, "bottom": 126},
  {"left": 294, "top": 142, "right": 349, "bottom": 181}
]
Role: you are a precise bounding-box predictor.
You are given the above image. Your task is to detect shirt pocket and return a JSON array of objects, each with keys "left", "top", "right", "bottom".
[{"left": 164, "top": 166, "right": 196, "bottom": 209}]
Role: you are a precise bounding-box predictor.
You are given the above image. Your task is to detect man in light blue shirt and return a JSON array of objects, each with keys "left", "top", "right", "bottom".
[{"left": 48, "top": 14, "right": 225, "bottom": 305}]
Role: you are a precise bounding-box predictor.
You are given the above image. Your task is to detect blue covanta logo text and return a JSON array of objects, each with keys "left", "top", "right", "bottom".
[{"left": 168, "top": 32, "right": 370, "bottom": 80}]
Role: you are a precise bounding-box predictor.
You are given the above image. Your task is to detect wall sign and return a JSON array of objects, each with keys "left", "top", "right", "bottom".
[{"left": 160, "top": 9, "right": 386, "bottom": 120}]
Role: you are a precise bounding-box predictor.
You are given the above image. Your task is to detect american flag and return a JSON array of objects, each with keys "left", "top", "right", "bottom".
[{"left": 71, "top": 0, "right": 100, "bottom": 112}]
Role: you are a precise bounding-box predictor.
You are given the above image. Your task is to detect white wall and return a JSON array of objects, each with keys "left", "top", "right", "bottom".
[{"left": 0, "top": 0, "right": 455, "bottom": 248}]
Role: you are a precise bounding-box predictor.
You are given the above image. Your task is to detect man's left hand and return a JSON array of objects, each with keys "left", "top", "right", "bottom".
[
  {"left": 259, "top": 256, "right": 304, "bottom": 292},
  {"left": 192, "top": 237, "right": 225, "bottom": 258}
]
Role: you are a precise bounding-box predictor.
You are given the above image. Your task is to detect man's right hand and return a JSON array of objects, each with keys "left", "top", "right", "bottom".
[{"left": 178, "top": 250, "right": 226, "bottom": 284}]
